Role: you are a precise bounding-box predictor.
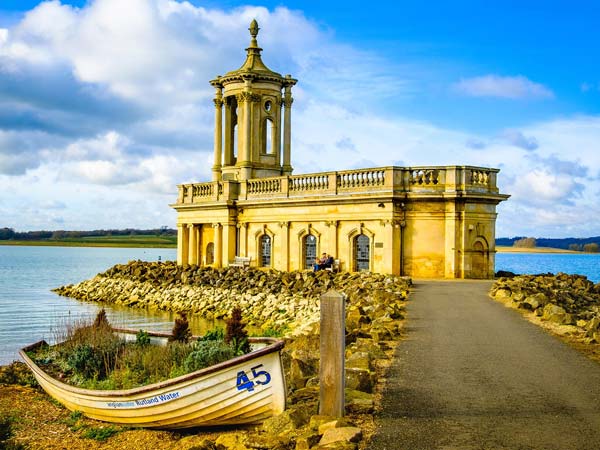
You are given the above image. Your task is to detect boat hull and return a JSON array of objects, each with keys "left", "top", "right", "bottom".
[{"left": 20, "top": 331, "right": 286, "bottom": 429}]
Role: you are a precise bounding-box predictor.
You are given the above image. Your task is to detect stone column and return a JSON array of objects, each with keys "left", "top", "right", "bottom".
[
  {"left": 212, "top": 86, "right": 223, "bottom": 181},
  {"left": 188, "top": 224, "right": 198, "bottom": 266},
  {"left": 222, "top": 223, "right": 236, "bottom": 267},
  {"left": 326, "top": 221, "right": 339, "bottom": 262},
  {"left": 236, "top": 89, "right": 253, "bottom": 180},
  {"left": 213, "top": 223, "right": 222, "bottom": 267},
  {"left": 282, "top": 85, "right": 293, "bottom": 175},
  {"left": 177, "top": 224, "right": 188, "bottom": 265},
  {"left": 279, "top": 221, "right": 290, "bottom": 271},
  {"left": 224, "top": 99, "right": 233, "bottom": 166},
  {"left": 237, "top": 222, "right": 248, "bottom": 257},
  {"left": 381, "top": 220, "right": 400, "bottom": 276}
]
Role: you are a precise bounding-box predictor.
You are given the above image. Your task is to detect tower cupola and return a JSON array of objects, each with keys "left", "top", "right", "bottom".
[{"left": 210, "top": 20, "right": 297, "bottom": 181}]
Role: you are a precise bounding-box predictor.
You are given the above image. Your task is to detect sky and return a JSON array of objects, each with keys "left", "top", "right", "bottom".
[{"left": 0, "top": 0, "right": 599, "bottom": 238}]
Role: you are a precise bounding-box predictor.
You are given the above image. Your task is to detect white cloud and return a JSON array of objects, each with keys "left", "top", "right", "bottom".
[
  {"left": 0, "top": 0, "right": 599, "bottom": 239},
  {"left": 500, "top": 129, "right": 538, "bottom": 150},
  {"left": 454, "top": 75, "right": 554, "bottom": 99},
  {"left": 511, "top": 169, "right": 582, "bottom": 204}
]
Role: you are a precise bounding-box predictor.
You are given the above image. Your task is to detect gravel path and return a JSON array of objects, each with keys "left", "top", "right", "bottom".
[{"left": 370, "top": 280, "right": 600, "bottom": 450}]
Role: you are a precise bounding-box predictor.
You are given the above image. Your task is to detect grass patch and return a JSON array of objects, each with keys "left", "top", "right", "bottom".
[
  {"left": 0, "top": 234, "right": 176, "bottom": 248},
  {"left": 0, "top": 414, "right": 27, "bottom": 449},
  {"left": 81, "top": 425, "right": 119, "bottom": 441}
]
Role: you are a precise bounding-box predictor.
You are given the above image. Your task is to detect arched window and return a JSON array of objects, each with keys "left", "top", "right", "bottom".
[
  {"left": 206, "top": 242, "right": 214, "bottom": 265},
  {"left": 354, "top": 234, "right": 370, "bottom": 271},
  {"left": 303, "top": 234, "right": 317, "bottom": 269},
  {"left": 260, "top": 234, "right": 272, "bottom": 267},
  {"left": 262, "top": 118, "right": 274, "bottom": 154}
]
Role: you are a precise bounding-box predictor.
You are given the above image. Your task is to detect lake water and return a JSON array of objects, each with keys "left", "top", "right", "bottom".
[
  {"left": 0, "top": 245, "right": 221, "bottom": 365},
  {"left": 2, "top": 246, "right": 599, "bottom": 365},
  {"left": 495, "top": 252, "right": 600, "bottom": 283}
]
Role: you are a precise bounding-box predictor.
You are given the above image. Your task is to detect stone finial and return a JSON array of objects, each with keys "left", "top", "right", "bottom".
[
  {"left": 248, "top": 19, "right": 260, "bottom": 48},
  {"left": 249, "top": 19, "right": 259, "bottom": 38}
]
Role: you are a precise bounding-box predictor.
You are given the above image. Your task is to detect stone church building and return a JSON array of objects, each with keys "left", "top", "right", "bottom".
[{"left": 172, "top": 20, "right": 509, "bottom": 279}]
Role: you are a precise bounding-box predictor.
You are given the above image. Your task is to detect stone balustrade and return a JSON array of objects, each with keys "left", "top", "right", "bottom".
[{"left": 175, "top": 166, "right": 500, "bottom": 204}]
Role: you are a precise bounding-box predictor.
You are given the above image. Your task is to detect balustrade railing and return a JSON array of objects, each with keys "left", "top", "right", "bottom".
[
  {"left": 289, "top": 174, "right": 329, "bottom": 191},
  {"left": 247, "top": 178, "right": 281, "bottom": 194},
  {"left": 410, "top": 169, "right": 440, "bottom": 186},
  {"left": 176, "top": 166, "right": 499, "bottom": 204},
  {"left": 337, "top": 169, "right": 385, "bottom": 189}
]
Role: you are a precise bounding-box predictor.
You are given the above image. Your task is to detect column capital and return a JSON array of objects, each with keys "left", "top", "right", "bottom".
[
  {"left": 278, "top": 221, "right": 290, "bottom": 228},
  {"left": 325, "top": 220, "right": 339, "bottom": 228},
  {"left": 213, "top": 98, "right": 223, "bottom": 108},
  {"left": 212, "top": 222, "right": 221, "bottom": 229},
  {"left": 237, "top": 92, "right": 261, "bottom": 103}
]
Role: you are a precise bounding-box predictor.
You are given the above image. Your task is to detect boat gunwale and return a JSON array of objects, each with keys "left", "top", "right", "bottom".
[{"left": 19, "top": 328, "right": 284, "bottom": 398}]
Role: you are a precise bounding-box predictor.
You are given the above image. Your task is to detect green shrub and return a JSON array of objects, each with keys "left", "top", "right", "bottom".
[
  {"left": 0, "top": 361, "right": 38, "bottom": 387},
  {"left": 183, "top": 340, "right": 236, "bottom": 373},
  {"left": 62, "top": 323, "right": 124, "bottom": 380},
  {"left": 135, "top": 330, "right": 151, "bottom": 347},
  {"left": 199, "top": 327, "right": 225, "bottom": 341},
  {"left": 66, "top": 344, "right": 99, "bottom": 379}
]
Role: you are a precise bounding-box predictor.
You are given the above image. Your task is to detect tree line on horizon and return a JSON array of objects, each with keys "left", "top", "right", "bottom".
[
  {"left": 497, "top": 236, "right": 600, "bottom": 253},
  {"left": 0, "top": 227, "right": 177, "bottom": 241}
]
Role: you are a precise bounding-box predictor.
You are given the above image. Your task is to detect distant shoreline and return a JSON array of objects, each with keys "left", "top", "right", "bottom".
[
  {"left": 0, "top": 242, "right": 589, "bottom": 253},
  {"left": 496, "top": 246, "right": 577, "bottom": 254},
  {"left": 0, "top": 239, "right": 176, "bottom": 249}
]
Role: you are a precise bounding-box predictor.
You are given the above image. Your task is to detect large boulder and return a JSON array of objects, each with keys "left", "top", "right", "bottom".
[
  {"left": 542, "top": 304, "right": 573, "bottom": 325},
  {"left": 318, "top": 427, "right": 362, "bottom": 446}
]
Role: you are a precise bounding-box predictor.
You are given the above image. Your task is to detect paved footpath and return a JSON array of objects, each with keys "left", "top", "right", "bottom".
[{"left": 370, "top": 280, "right": 600, "bottom": 450}]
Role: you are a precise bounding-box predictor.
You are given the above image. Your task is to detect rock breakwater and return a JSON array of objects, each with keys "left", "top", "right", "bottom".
[
  {"left": 491, "top": 272, "right": 600, "bottom": 342},
  {"left": 53, "top": 261, "right": 410, "bottom": 339}
]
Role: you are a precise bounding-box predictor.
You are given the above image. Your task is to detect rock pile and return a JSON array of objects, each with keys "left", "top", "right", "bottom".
[
  {"left": 52, "top": 261, "right": 411, "bottom": 449},
  {"left": 491, "top": 272, "right": 600, "bottom": 342},
  {"left": 54, "top": 261, "right": 410, "bottom": 338}
]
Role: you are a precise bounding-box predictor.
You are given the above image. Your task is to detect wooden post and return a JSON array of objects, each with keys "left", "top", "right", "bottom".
[{"left": 319, "top": 290, "right": 345, "bottom": 417}]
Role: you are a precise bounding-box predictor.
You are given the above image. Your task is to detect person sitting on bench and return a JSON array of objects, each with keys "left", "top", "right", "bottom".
[{"left": 314, "top": 253, "right": 334, "bottom": 271}]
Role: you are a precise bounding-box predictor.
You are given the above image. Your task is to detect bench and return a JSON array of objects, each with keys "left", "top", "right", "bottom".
[
  {"left": 325, "top": 259, "right": 341, "bottom": 273},
  {"left": 229, "top": 256, "right": 252, "bottom": 268}
]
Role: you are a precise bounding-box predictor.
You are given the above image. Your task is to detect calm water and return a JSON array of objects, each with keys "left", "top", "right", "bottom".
[
  {"left": 495, "top": 252, "right": 600, "bottom": 283},
  {"left": 0, "top": 245, "right": 219, "bottom": 365}
]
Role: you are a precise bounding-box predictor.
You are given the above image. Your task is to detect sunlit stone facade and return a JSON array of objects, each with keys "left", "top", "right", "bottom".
[{"left": 171, "top": 21, "right": 509, "bottom": 279}]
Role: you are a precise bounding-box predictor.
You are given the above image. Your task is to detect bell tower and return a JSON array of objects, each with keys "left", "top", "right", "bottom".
[{"left": 210, "top": 20, "right": 297, "bottom": 181}]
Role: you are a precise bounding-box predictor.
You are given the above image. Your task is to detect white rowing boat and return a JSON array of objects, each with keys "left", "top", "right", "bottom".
[{"left": 20, "top": 329, "right": 286, "bottom": 429}]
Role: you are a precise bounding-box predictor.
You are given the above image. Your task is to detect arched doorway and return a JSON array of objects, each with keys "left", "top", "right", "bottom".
[
  {"left": 260, "top": 234, "right": 272, "bottom": 267},
  {"left": 303, "top": 234, "right": 317, "bottom": 269},
  {"left": 205, "top": 242, "right": 214, "bottom": 265},
  {"left": 354, "top": 234, "right": 370, "bottom": 271},
  {"left": 471, "top": 241, "right": 487, "bottom": 278}
]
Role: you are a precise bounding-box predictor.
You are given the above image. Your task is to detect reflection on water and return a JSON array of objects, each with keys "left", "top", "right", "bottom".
[{"left": 0, "top": 245, "right": 222, "bottom": 365}]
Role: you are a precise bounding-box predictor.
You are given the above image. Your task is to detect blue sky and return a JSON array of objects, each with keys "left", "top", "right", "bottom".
[{"left": 0, "top": 0, "right": 599, "bottom": 237}]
